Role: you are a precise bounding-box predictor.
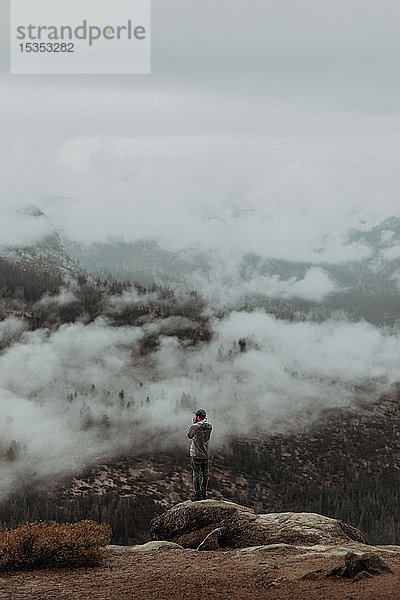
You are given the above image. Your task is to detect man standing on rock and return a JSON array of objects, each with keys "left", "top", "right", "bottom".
[{"left": 188, "top": 409, "right": 212, "bottom": 501}]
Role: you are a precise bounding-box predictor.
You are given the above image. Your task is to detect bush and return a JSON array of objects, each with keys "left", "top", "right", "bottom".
[{"left": 0, "top": 520, "right": 112, "bottom": 571}]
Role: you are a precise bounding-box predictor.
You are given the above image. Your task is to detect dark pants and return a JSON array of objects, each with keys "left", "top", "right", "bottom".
[{"left": 190, "top": 457, "right": 209, "bottom": 499}]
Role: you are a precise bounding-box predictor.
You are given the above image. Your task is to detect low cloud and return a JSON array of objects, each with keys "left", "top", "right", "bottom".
[
  {"left": 42, "top": 133, "right": 385, "bottom": 265},
  {"left": 190, "top": 264, "right": 337, "bottom": 307},
  {"left": 0, "top": 311, "right": 399, "bottom": 496},
  {"left": 279, "top": 267, "right": 337, "bottom": 302},
  {"left": 0, "top": 317, "right": 28, "bottom": 351},
  {"left": 381, "top": 246, "right": 400, "bottom": 261},
  {"left": 1, "top": 127, "right": 394, "bottom": 264},
  {"left": 37, "top": 287, "right": 77, "bottom": 307},
  {"left": 0, "top": 202, "right": 53, "bottom": 248},
  {"left": 105, "top": 289, "right": 161, "bottom": 312}
]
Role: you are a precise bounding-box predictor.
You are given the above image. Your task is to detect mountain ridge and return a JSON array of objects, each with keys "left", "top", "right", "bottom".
[{"left": 1, "top": 204, "right": 83, "bottom": 279}]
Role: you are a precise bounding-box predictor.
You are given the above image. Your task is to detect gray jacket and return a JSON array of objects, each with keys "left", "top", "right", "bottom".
[{"left": 187, "top": 419, "right": 212, "bottom": 459}]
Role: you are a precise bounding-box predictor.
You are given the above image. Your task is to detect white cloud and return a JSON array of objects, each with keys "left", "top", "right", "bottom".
[
  {"left": 0, "top": 202, "right": 53, "bottom": 248},
  {"left": 190, "top": 265, "right": 337, "bottom": 305},
  {"left": 0, "top": 311, "right": 399, "bottom": 495},
  {"left": 37, "top": 288, "right": 77, "bottom": 307},
  {"left": 0, "top": 318, "right": 27, "bottom": 350},
  {"left": 381, "top": 246, "right": 400, "bottom": 261},
  {"left": 31, "top": 128, "right": 396, "bottom": 266},
  {"left": 269, "top": 267, "right": 337, "bottom": 302}
]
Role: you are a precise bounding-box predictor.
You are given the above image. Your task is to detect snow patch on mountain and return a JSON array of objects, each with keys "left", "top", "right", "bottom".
[{"left": 0, "top": 204, "right": 82, "bottom": 279}]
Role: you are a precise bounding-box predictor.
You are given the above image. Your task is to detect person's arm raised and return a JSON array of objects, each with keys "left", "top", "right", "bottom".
[{"left": 187, "top": 422, "right": 200, "bottom": 439}]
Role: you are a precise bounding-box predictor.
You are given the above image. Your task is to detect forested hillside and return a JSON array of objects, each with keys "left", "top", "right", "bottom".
[
  {"left": 1, "top": 247, "right": 400, "bottom": 548},
  {"left": 2, "top": 388, "right": 400, "bottom": 546}
]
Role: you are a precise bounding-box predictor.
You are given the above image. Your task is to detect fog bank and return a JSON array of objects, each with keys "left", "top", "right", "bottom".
[{"left": 0, "top": 311, "right": 399, "bottom": 496}]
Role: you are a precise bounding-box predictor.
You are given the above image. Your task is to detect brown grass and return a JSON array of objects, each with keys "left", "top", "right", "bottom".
[{"left": 0, "top": 520, "right": 111, "bottom": 571}]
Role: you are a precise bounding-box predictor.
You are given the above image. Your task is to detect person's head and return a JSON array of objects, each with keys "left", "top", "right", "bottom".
[{"left": 194, "top": 409, "right": 206, "bottom": 422}]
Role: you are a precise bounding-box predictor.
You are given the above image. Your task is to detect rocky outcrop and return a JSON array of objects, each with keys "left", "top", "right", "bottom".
[
  {"left": 197, "top": 527, "right": 223, "bottom": 551},
  {"left": 303, "top": 551, "right": 392, "bottom": 583},
  {"left": 150, "top": 500, "right": 367, "bottom": 549},
  {"left": 106, "top": 541, "right": 184, "bottom": 554}
]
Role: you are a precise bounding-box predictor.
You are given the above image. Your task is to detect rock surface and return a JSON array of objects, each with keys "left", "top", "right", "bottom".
[
  {"left": 106, "top": 541, "right": 184, "bottom": 554},
  {"left": 197, "top": 527, "right": 223, "bottom": 551},
  {"left": 6, "top": 527, "right": 400, "bottom": 600},
  {"left": 303, "top": 551, "right": 393, "bottom": 582},
  {"left": 150, "top": 499, "right": 367, "bottom": 549},
  {"left": 327, "top": 551, "right": 393, "bottom": 579}
]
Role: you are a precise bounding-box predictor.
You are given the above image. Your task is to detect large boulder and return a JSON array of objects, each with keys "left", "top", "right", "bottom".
[{"left": 150, "top": 500, "right": 367, "bottom": 549}]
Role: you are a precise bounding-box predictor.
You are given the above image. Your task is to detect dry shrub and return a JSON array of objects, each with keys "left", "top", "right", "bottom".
[{"left": 0, "top": 520, "right": 112, "bottom": 571}]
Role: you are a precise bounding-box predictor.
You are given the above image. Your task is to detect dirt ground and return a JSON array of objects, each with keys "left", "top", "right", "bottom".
[{"left": 2, "top": 546, "right": 400, "bottom": 600}]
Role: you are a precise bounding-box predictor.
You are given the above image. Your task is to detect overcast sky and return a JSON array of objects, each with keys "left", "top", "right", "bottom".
[{"left": 1, "top": 0, "right": 400, "bottom": 262}]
